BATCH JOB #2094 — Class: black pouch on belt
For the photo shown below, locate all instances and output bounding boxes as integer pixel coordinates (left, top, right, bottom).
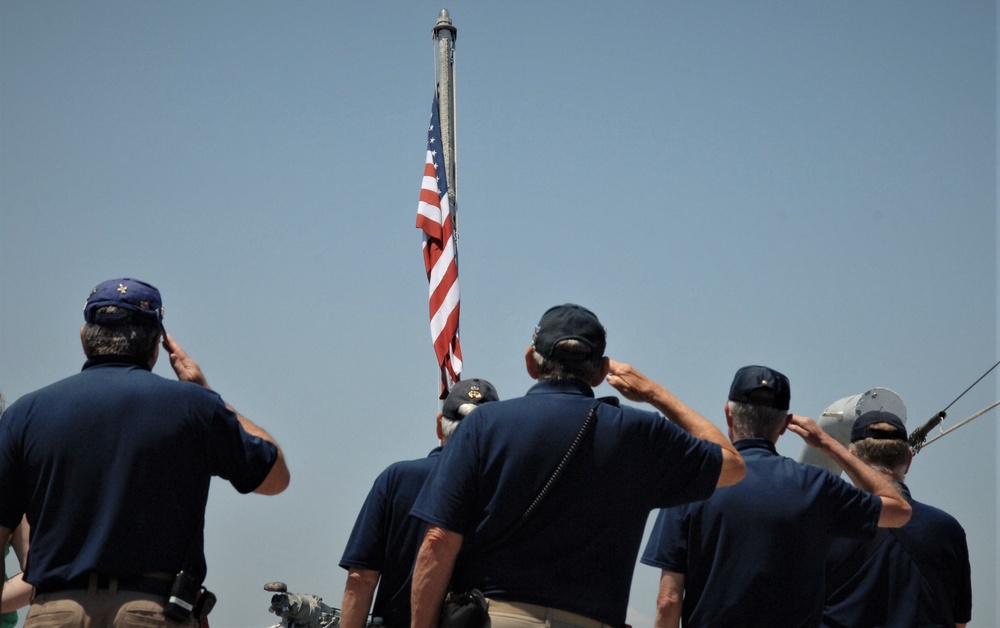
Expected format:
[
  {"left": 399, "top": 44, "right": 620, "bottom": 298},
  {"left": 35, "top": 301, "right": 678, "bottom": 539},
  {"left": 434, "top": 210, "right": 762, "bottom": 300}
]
[
  {"left": 165, "top": 570, "right": 201, "bottom": 623},
  {"left": 164, "top": 570, "right": 217, "bottom": 623},
  {"left": 439, "top": 589, "right": 490, "bottom": 628}
]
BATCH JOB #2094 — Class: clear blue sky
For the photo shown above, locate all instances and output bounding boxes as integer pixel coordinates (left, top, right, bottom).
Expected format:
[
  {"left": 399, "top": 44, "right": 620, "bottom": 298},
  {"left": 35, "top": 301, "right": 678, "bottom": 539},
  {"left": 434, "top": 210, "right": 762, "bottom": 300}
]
[{"left": 2, "top": 2, "right": 996, "bottom": 626}]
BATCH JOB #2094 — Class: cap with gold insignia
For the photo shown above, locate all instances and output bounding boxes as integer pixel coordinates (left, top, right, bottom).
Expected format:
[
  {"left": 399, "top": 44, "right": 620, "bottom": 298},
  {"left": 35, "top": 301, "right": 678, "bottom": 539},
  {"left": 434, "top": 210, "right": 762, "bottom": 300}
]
[
  {"left": 728, "top": 365, "right": 790, "bottom": 411},
  {"left": 442, "top": 378, "right": 500, "bottom": 421},
  {"left": 84, "top": 278, "right": 164, "bottom": 330}
]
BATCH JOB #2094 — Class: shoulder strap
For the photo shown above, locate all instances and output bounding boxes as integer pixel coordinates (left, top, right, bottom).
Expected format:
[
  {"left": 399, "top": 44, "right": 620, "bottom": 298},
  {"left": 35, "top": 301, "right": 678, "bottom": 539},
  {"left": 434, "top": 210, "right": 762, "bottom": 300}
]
[
  {"left": 827, "top": 528, "right": 889, "bottom": 592},
  {"left": 888, "top": 527, "right": 956, "bottom": 627},
  {"left": 828, "top": 527, "right": 957, "bottom": 627},
  {"left": 480, "top": 396, "right": 616, "bottom": 554}
]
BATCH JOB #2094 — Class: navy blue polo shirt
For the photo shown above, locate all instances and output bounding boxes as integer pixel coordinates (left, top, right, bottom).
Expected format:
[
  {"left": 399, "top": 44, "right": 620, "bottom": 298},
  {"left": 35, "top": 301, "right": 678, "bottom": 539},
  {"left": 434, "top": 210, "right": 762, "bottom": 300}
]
[
  {"left": 340, "top": 447, "right": 442, "bottom": 627},
  {"left": 641, "top": 438, "right": 881, "bottom": 628},
  {"left": 411, "top": 379, "right": 723, "bottom": 627},
  {"left": 0, "top": 361, "right": 278, "bottom": 589},
  {"left": 823, "top": 483, "right": 972, "bottom": 628}
]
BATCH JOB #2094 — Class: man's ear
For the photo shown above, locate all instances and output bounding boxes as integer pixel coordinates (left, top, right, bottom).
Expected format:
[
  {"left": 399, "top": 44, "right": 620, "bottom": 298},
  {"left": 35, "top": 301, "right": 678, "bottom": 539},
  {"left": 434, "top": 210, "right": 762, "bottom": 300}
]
[
  {"left": 525, "top": 345, "right": 539, "bottom": 379},
  {"left": 778, "top": 413, "right": 792, "bottom": 436},
  {"left": 147, "top": 332, "right": 162, "bottom": 369},
  {"left": 589, "top": 357, "right": 610, "bottom": 387},
  {"left": 436, "top": 413, "right": 445, "bottom": 441},
  {"left": 148, "top": 340, "right": 159, "bottom": 370}
]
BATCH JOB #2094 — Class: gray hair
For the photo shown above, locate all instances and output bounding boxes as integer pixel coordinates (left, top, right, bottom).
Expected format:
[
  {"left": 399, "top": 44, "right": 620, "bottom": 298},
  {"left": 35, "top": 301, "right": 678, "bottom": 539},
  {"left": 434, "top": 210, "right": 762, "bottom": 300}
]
[
  {"left": 849, "top": 429, "right": 911, "bottom": 482},
  {"left": 82, "top": 306, "right": 160, "bottom": 360},
  {"left": 439, "top": 416, "right": 462, "bottom": 443},
  {"left": 532, "top": 339, "right": 603, "bottom": 383},
  {"left": 727, "top": 400, "right": 788, "bottom": 441}
]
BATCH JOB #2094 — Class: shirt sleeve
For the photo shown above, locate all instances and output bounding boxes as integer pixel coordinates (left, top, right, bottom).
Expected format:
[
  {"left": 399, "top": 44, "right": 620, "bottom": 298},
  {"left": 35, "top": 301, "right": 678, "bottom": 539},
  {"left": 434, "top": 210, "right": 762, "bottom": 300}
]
[
  {"left": 822, "top": 471, "right": 881, "bottom": 540},
  {"left": 207, "top": 397, "right": 278, "bottom": 494},
  {"left": 644, "top": 414, "right": 723, "bottom": 509},
  {"left": 641, "top": 505, "right": 689, "bottom": 573},
  {"left": 339, "top": 470, "right": 391, "bottom": 571},
  {"left": 410, "top": 420, "right": 479, "bottom": 534}
]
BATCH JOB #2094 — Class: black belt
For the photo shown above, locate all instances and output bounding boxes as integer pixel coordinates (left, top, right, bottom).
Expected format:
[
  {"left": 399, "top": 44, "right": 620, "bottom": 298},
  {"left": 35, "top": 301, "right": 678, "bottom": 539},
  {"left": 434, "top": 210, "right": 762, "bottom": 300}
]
[{"left": 38, "top": 573, "right": 173, "bottom": 597}]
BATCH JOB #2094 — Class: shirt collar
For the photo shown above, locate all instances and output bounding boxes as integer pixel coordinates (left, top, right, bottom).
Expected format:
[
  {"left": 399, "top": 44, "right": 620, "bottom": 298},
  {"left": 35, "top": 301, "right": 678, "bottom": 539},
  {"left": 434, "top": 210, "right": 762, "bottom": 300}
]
[
  {"left": 526, "top": 378, "right": 596, "bottom": 398},
  {"left": 734, "top": 437, "right": 779, "bottom": 455},
  {"left": 82, "top": 355, "right": 153, "bottom": 371}
]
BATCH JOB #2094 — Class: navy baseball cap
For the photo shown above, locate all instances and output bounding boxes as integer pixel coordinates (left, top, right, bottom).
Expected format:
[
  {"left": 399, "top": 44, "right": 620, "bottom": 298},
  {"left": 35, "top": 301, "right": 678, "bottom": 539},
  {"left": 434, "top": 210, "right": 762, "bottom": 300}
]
[
  {"left": 729, "top": 365, "right": 791, "bottom": 411},
  {"left": 851, "top": 410, "right": 907, "bottom": 443},
  {"left": 84, "top": 278, "right": 164, "bottom": 329},
  {"left": 532, "top": 304, "right": 606, "bottom": 360},
  {"left": 442, "top": 378, "right": 500, "bottom": 421}
]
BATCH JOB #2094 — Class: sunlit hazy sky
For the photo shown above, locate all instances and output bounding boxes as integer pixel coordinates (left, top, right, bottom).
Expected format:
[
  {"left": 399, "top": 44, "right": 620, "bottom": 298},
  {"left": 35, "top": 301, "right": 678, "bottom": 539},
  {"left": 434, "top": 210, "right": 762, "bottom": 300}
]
[{"left": 2, "top": 3, "right": 996, "bottom": 626}]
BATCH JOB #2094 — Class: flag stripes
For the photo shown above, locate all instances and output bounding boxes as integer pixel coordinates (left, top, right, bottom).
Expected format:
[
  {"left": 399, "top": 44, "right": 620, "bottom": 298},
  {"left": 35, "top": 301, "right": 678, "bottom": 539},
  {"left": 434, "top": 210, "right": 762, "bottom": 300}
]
[{"left": 416, "top": 93, "right": 462, "bottom": 398}]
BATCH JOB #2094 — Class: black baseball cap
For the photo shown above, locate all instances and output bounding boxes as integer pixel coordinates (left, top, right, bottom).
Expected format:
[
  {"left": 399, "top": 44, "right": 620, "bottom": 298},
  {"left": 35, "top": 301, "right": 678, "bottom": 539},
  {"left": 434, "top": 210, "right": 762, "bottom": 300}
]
[
  {"left": 728, "top": 365, "right": 791, "bottom": 411},
  {"left": 84, "top": 278, "right": 164, "bottom": 330},
  {"left": 850, "top": 410, "right": 908, "bottom": 443},
  {"left": 442, "top": 378, "right": 500, "bottom": 421},
  {"left": 532, "top": 304, "right": 606, "bottom": 361}
]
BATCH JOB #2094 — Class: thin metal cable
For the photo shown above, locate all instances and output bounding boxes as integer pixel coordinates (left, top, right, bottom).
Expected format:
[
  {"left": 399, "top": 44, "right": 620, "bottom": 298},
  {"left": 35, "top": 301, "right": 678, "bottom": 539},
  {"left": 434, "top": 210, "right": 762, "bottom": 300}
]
[
  {"left": 910, "top": 358, "right": 1000, "bottom": 451},
  {"left": 940, "top": 358, "right": 1000, "bottom": 414}
]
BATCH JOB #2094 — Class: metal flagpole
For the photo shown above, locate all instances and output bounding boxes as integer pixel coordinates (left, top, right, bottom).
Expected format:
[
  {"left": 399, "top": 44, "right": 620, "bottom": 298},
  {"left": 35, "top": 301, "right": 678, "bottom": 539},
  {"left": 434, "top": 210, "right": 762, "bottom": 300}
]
[
  {"left": 433, "top": 9, "right": 458, "bottom": 234},
  {"left": 417, "top": 8, "right": 462, "bottom": 403}
]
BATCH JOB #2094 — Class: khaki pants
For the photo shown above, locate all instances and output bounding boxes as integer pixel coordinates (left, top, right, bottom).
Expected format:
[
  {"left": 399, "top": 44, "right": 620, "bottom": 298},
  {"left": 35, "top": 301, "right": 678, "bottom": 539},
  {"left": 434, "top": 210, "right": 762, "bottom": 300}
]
[
  {"left": 25, "top": 590, "right": 199, "bottom": 628},
  {"left": 486, "top": 599, "right": 614, "bottom": 628}
]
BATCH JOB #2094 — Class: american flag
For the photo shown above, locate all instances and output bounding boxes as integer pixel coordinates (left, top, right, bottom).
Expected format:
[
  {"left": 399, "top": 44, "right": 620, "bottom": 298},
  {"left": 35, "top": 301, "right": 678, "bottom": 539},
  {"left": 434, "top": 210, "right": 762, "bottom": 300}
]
[{"left": 416, "top": 93, "right": 462, "bottom": 398}]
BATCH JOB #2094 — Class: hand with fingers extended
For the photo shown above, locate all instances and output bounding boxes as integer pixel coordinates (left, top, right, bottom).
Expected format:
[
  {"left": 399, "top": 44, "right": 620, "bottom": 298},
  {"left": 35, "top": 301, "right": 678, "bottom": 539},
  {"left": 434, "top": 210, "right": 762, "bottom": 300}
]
[
  {"left": 605, "top": 359, "right": 662, "bottom": 403},
  {"left": 786, "top": 414, "right": 830, "bottom": 450},
  {"left": 163, "top": 333, "right": 209, "bottom": 388}
]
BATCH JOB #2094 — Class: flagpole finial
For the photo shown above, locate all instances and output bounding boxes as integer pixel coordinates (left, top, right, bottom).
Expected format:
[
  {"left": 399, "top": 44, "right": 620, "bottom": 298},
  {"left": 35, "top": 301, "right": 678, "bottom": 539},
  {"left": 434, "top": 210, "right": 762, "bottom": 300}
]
[{"left": 433, "top": 8, "right": 457, "bottom": 40}]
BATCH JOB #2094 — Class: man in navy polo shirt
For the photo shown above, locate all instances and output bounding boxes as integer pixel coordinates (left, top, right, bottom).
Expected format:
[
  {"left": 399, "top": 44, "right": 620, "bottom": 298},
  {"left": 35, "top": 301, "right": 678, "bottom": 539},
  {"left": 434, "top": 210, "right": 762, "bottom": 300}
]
[
  {"left": 640, "top": 365, "right": 912, "bottom": 628},
  {"left": 338, "top": 378, "right": 500, "bottom": 628},
  {"left": 409, "top": 304, "right": 746, "bottom": 628},
  {"left": 823, "top": 410, "right": 972, "bottom": 628},
  {"left": 0, "top": 278, "right": 290, "bottom": 627}
]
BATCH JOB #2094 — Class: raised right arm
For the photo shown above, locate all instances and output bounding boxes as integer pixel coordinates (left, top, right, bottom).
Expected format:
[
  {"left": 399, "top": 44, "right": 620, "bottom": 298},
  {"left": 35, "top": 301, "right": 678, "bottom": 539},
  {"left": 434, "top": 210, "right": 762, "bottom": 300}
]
[
  {"left": 606, "top": 359, "right": 745, "bottom": 487},
  {"left": 787, "top": 415, "right": 911, "bottom": 527},
  {"left": 164, "top": 333, "right": 290, "bottom": 495}
]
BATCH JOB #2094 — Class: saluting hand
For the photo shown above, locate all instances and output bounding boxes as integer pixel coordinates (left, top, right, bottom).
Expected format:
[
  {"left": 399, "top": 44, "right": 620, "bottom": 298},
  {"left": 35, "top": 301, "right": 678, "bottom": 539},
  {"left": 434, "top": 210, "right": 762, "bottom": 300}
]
[
  {"left": 606, "top": 359, "right": 659, "bottom": 403},
  {"left": 163, "top": 333, "right": 209, "bottom": 388},
  {"left": 786, "top": 415, "right": 829, "bottom": 449}
]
